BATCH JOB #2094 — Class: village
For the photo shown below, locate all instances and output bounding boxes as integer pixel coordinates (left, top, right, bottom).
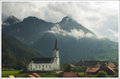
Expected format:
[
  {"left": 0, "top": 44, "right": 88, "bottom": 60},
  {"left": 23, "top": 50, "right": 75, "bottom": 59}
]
[
  {"left": 2, "top": 60, "right": 118, "bottom": 78},
  {"left": 2, "top": 39, "right": 118, "bottom": 78}
]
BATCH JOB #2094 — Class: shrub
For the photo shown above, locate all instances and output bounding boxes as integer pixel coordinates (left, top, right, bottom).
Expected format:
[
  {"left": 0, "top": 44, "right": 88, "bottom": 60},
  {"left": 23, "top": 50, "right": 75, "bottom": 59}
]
[
  {"left": 97, "top": 71, "right": 108, "bottom": 77},
  {"left": 61, "top": 63, "right": 71, "bottom": 72}
]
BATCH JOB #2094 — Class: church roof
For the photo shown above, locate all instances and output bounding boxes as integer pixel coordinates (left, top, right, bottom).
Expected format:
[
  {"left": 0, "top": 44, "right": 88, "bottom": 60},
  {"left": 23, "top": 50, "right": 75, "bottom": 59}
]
[{"left": 31, "top": 58, "right": 54, "bottom": 63}]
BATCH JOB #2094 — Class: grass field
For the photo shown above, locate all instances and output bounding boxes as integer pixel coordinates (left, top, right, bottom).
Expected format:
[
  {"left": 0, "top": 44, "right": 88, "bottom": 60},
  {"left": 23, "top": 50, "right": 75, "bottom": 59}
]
[
  {"left": 78, "top": 72, "right": 84, "bottom": 77},
  {"left": 2, "top": 70, "right": 32, "bottom": 77},
  {"left": 2, "top": 70, "right": 59, "bottom": 77},
  {"left": 2, "top": 70, "right": 20, "bottom": 77},
  {"left": 2, "top": 70, "right": 85, "bottom": 77}
]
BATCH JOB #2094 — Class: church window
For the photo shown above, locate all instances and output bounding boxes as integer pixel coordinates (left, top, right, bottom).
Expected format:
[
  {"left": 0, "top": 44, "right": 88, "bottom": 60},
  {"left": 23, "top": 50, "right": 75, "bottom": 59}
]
[
  {"left": 39, "top": 65, "right": 41, "bottom": 68},
  {"left": 36, "top": 65, "right": 37, "bottom": 68},
  {"left": 49, "top": 65, "right": 51, "bottom": 68},
  {"left": 31, "top": 65, "right": 32, "bottom": 70},
  {"left": 46, "top": 65, "right": 47, "bottom": 68},
  {"left": 42, "top": 65, "right": 44, "bottom": 68}
]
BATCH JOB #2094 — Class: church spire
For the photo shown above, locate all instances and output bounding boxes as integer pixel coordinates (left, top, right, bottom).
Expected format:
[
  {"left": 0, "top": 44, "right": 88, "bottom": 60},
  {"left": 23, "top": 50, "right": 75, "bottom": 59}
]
[{"left": 54, "top": 38, "right": 58, "bottom": 50}]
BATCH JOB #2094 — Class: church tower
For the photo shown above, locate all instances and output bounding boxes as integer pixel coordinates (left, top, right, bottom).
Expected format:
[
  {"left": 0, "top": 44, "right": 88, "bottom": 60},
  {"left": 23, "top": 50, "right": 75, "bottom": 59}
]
[{"left": 53, "top": 39, "right": 60, "bottom": 70}]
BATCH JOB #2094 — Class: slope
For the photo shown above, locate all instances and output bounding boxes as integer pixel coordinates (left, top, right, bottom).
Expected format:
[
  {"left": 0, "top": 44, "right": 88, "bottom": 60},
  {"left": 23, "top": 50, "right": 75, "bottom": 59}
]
[{"left": 2, "top": 33, "right": 44, "bottom": 69}]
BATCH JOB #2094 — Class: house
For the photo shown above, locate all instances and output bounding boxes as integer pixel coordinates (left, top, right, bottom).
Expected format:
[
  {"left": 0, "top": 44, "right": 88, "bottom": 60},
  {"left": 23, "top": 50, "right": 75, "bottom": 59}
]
[
  {"left": 63, "top": 72, "right": 78, "bottom": 77},
  {"left": 71, "top": 60, "right": 107, "bottom": 67},
  {"left": 85, "top": 62, "right": 116, "bottom": 75},
  {"left": 27, "top": 39, "right": 60, "bottom": 72},
  {"left": 99, "top": 63, "right": 115, "bottom": 75}
]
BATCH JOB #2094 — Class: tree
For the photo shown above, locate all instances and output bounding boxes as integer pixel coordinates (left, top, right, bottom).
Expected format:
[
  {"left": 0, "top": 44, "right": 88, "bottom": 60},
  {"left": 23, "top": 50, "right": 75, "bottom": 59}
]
[
  {"left": 71, "top": 66, "right": 86, "bottom": 72},
  {"left": 97, "top": 71, "right": 108, "bottom": 77},
  {"left": 62, "top": 63, "right": 71, "bottom": 72}
]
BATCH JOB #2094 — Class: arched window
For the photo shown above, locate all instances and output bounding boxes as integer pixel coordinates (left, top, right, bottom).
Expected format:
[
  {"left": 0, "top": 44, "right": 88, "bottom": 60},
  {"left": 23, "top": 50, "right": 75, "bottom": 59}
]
[
  {"left": 36, "top": 65, "right": 37, "bottom": 68},
  {"left": 46, "top": 65, "right": 47, "bottom": 68},
  {"left": 31, "top": 65, "right": 32, "bottom": 70},
  {"left": 39, "top": 65, "right": 41, "bottom": 68}
]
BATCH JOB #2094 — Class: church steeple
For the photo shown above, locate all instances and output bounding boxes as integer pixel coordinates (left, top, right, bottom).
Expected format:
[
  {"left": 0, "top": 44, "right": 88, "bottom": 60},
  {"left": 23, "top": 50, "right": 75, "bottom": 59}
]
[{"left": 54, "top": 39, "right": 58, "bottom": 50}]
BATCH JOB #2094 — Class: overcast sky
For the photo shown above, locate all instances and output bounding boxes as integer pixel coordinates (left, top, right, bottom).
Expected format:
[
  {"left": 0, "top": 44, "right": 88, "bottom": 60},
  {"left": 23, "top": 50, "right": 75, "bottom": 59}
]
[{"left": 2, "top": 1, "right": 119, "bottom": 42}]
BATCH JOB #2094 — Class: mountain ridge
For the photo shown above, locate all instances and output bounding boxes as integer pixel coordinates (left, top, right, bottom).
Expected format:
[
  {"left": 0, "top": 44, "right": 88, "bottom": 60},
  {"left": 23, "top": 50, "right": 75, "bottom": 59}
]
[{"left": 2, "top": 15, "right": 118, "bottom": 66}]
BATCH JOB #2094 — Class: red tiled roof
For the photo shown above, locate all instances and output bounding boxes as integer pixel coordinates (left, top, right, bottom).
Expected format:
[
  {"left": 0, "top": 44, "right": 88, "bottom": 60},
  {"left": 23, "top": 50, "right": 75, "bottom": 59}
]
[
  {"left": 86, "top": 67, "right": 99, "bottom": 73},
  {"left": 63, "top": 72, "right": 78, "bottom": 77},
  {"left": 32, "top": 73, "right": 40, "bottom": 77},
  {"left": 28, "top": 75, "right": 36, "bottom": 78}
]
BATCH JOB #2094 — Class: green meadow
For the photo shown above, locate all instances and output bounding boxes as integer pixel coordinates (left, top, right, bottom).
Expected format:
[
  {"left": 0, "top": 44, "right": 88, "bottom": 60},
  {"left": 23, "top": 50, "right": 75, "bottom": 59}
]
[
  {"left": 2, "top": 70, "right": 60, "bottom": 77},
  {"left": 2, "top": 70, "right": 85, "bottom": 77}
]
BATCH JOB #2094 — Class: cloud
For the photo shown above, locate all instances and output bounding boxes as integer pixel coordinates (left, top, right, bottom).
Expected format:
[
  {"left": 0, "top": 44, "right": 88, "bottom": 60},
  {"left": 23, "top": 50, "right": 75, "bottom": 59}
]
[
  {"left": 107, "top": 29, "right": 118, "bottom": 42},
  {"left": 48, "top": 24, "right": 95, "bottom": 40},
  {"left": 2, "top": 1, "right": 119, "bottom": 42}
]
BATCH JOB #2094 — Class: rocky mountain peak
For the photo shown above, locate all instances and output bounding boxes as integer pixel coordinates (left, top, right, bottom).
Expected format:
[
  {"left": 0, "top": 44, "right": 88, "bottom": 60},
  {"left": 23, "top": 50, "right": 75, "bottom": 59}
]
[{"left": 3, "top": 16, "right": 20, "bottom": 25}]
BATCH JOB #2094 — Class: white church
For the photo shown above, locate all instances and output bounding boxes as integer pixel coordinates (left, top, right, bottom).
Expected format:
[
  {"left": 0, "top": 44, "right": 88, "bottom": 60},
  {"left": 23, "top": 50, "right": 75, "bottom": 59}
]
[{"left": 27, "top": 39, "right": 60, "bottom": 72}]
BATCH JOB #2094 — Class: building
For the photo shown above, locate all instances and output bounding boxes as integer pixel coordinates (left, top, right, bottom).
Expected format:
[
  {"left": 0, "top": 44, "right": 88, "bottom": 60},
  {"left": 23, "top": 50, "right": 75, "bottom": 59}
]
[
  {"left": 63, "top": 72, "right": 78, "bottom": 77},
  {"left": 27, "top": 39, "right": 60, "bottom": 72},
  {"left": 85, "top": 62, "right": 116, "bottom": 75},
  {"left": 71, "top": 60, "right": 107, "bottom": 67}
]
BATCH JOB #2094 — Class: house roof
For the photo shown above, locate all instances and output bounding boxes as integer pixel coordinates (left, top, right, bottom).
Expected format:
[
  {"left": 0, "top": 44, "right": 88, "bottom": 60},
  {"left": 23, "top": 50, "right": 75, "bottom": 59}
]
[
  {"left": 86, "top": 63, "right": 116, "bottom": 73},
  {"left": 100, "top": 63, "right": 115, "bottom": 73},
  {"left": 86, "top": 67, "right": 99, "bottom": 73},
  {"left": 32, "top": 73, "right": 40, "bottom": 77},
  {"left": 8, "top": 75, "right": 15, "bottom": 78},
  {"left": 28, "top": 75, "right": 36, "bottom": 78},
  {"left": 63, "top": 72, "right": 78, "bottom": 77},
  {"left": 31, "top": 58, "right": 54, "bottom": 63},
  {"left": 72, "top": 61, "right": 106, "bottom": 67},
  {"left": 107, "top": 63, "right": 115, "bottom": 68}
]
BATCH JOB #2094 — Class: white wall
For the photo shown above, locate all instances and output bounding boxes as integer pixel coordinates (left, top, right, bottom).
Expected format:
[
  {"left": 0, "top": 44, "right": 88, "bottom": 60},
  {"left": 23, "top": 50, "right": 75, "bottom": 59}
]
[{"left": 28, "top": 62, "right": 55, "bottom": 71}]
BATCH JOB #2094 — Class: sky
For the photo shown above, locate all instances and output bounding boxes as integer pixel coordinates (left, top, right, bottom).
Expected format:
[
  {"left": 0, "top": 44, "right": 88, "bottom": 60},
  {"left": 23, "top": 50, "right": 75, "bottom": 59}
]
[{"left": 2, "top": 1, "right": 119, "bottom": 42}]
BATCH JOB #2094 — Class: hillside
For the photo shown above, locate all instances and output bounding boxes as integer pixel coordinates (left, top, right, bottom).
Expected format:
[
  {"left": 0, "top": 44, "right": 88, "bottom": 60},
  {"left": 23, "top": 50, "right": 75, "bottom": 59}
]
[
  {"left": 2, "top": 33, "right": 44, "bottom": 69},
  {"left": 33, "top": 33, "right": 118, "bottom": 64},
  {"left": 2, "top": 16, "right": 118, "bottom": 65}
]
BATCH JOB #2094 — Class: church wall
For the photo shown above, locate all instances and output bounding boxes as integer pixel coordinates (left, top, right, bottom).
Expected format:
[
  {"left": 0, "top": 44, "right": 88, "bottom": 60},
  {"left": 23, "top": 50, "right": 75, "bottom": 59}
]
[{"left": 27, "top": 62, "right": 57, "bottom": 71}]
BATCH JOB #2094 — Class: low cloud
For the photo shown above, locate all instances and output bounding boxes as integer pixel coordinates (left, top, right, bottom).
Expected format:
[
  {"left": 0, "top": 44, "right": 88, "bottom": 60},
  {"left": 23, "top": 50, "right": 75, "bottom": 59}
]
[
  {"left": 48, "top": 24, "right": 95, "bottom": 40},
  {"left": 108, "top": 29, "right": 118, "bottom": 42}
]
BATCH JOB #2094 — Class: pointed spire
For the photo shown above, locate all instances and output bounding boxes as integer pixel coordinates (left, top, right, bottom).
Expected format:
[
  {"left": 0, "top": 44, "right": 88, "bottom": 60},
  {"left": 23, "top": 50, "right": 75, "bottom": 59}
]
[{"left": 54, "top": 38, "right": 58, "bottom": 50}]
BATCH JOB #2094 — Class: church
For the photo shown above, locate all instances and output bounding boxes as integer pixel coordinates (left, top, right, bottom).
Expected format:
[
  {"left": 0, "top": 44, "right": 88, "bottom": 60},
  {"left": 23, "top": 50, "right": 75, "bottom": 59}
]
[{"left": 27, "top": 39, "right": 60, "bottom": 72}]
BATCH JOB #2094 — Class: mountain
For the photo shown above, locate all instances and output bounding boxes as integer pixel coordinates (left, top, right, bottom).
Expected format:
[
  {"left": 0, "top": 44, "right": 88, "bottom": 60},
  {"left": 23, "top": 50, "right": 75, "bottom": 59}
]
[
  {"left": 2, "top": 16, "right": 20, "bottom": 26},
  {"left": 2, "top": 16, "right": 118, "bottom": 65},
  {"left": 33, "top": 33, "right": 118, "bottom": 64},
  {"left": 3, "top": 16, "right": 55, "bottom": 44},
  {"left": 59, "top": 16, "right": 95, "bottom": 35},
  {"left": 2, "top": 33, "right": 44, "bottom": 69}
]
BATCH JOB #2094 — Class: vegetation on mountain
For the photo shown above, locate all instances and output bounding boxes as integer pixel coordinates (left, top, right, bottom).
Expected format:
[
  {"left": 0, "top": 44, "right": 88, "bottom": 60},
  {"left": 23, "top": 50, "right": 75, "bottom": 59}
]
[{"left": 2, "top": 33, "right": 44, "bottom": 69}]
